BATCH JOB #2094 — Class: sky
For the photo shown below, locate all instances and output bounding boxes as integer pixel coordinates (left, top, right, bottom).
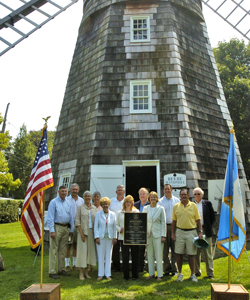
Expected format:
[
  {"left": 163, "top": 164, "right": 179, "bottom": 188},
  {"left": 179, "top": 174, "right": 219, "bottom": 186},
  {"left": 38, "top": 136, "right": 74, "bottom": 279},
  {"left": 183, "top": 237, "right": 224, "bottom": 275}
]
[{"left": 0, "top": 0, "right": 249, "bottom": 139}]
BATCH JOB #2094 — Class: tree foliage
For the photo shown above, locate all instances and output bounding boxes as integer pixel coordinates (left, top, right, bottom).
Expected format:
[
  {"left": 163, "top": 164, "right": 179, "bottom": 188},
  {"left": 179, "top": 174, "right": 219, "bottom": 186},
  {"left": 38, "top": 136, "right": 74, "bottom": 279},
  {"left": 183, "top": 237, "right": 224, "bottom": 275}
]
[
  {"left": 7, "top": 125, "right": 56, "bottom": 199},
  {"left": 0, "top": 114, "right": 21, "bottom": 195},
  {"left": 213, "top": 38, "right": 250, "bottom": 180},
  {"left": 8, "top": 124, "right": 34, "bottom": 199},
  {"left": 29, "top": 130, "right": 55, "bottom": 157}
]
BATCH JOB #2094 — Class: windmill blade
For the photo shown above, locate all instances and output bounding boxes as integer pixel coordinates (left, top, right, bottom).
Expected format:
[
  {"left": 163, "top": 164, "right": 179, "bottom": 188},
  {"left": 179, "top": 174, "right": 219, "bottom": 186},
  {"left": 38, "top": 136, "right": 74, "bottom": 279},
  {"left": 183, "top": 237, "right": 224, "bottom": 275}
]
[
  {"left": 202, "top": 0, "right": 250, "bottom": 42},
  {"left": 0, "top": 0, "right": 79, "bottom": 56}
]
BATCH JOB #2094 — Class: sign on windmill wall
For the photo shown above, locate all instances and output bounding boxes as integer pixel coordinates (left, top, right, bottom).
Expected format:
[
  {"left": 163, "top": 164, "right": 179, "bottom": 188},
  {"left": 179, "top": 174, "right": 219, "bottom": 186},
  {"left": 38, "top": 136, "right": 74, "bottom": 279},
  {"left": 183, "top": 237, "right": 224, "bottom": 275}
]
[{"left": 164, "top": 173, "right": 186, "bottom": 188}]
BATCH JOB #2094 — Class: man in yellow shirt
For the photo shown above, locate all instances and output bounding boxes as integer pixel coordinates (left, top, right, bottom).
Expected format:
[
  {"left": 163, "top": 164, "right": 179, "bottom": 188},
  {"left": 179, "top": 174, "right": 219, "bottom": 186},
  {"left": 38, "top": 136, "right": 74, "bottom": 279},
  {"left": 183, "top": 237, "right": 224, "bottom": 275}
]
[{"left": 171, "top": 189, "right": 203, "bottom": 282}]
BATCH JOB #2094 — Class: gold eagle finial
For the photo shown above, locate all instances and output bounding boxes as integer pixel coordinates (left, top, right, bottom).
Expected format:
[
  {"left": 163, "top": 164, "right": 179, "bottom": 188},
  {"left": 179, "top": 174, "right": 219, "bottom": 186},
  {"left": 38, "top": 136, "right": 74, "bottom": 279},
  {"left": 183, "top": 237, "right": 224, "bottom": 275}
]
[{"left": 42, "top": 116, "right": 51, "bottom": 126}]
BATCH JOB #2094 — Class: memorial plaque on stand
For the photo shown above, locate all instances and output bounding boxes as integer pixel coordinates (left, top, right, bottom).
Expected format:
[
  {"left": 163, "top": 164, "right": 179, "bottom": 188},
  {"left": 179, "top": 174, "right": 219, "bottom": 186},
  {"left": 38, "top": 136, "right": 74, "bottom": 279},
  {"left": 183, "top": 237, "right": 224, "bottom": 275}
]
[{"left": 124, "top": 212, "right": 147, "bottom": 245}]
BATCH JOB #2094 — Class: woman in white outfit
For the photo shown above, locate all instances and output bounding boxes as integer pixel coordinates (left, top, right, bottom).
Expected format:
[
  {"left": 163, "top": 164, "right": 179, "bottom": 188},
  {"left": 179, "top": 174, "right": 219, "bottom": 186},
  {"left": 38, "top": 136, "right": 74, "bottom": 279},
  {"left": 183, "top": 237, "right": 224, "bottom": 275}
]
[
  {"left": 94, "top": 197, "right": 117, "bottom": 280},
  {"left": 143, "top": 191, "right": 166, "bottom": 281},
  {"left": 75, "top": 191, "right": 97, "bottom": 280}
]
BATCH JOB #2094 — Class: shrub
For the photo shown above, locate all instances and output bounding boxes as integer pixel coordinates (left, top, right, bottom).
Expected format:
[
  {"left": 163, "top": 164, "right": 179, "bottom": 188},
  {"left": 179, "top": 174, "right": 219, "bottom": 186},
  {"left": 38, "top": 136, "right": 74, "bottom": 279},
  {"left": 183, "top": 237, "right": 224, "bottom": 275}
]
[{"left": 0, "top": 199, "right": 24, "bottom": 223}]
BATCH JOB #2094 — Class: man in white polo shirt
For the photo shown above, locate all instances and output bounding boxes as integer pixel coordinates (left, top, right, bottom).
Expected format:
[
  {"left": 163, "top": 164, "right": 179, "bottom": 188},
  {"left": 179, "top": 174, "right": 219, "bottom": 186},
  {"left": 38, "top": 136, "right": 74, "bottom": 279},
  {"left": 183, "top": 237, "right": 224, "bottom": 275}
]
[
  {"left": 65, "top": 183, "right": 84, "bottom": 272},
  {"left": 159, "top": 184, "right": 179, "bottom": 276},
  {"left": 109, "top": 184, "right": 125, "bottom": 272}
]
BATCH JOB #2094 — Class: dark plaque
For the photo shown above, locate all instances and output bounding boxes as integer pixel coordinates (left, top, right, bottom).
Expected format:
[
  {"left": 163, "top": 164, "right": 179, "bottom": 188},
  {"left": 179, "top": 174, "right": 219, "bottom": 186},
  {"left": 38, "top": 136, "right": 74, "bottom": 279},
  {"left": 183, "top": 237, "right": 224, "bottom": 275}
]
[{"left": 123, "top": 212, "right": 147, "bottom": 245}]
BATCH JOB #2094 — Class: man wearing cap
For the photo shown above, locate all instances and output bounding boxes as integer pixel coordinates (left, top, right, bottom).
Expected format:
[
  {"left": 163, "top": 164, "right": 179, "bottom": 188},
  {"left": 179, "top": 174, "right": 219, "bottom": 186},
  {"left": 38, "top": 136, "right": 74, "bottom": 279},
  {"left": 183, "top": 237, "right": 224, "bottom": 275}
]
[
  {"left": 159, "top": 184, "right": 179, "bottom": 276},
  {"left": 193, "top": 187, "right": 215, "bottom": 279},
  {"left": 172, "top": 188, "right": 203, "bottom": 282},
  {"left": 47, "top": 185, "right": 74, "bottom": 279}
]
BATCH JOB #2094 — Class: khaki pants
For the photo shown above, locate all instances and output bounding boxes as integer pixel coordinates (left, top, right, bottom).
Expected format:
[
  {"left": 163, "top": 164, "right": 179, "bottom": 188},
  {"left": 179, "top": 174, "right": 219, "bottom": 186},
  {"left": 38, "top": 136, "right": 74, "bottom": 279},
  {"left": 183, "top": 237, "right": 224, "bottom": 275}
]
[
  {"left": 49, "top": 224, "right": 69, "bottom": 274},
  {"left": 163, "top": 224, "right": 177, "bottom": 273},
  {"left": 175, "top": 228, "right": 197, "bottom": 255},
  {"left": 195, "top": 236, "right": 214, "bottom": 277}
]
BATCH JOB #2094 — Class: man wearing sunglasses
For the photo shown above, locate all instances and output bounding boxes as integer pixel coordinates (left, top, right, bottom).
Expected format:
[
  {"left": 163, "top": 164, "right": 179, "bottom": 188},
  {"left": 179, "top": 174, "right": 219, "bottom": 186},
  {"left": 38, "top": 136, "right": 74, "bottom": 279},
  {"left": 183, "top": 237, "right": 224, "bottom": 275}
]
[{"left": 193, "top": 187, "right": 215, "bottom": 279}]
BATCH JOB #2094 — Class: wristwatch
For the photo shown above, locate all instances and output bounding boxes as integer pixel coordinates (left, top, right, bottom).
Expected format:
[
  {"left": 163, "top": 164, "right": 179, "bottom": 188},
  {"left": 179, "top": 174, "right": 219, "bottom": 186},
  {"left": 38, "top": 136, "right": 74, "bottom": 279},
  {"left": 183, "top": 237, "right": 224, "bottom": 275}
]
[{"left": 198, "top": 230, "right": 203, "bottom": 233}]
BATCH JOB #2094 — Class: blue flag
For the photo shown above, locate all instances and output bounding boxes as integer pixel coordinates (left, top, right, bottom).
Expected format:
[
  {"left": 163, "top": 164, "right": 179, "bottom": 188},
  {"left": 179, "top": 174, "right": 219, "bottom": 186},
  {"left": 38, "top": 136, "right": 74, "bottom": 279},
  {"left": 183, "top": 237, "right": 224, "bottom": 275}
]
[{"left": 217, "top": 131, "right": 246, "bottom": 261}]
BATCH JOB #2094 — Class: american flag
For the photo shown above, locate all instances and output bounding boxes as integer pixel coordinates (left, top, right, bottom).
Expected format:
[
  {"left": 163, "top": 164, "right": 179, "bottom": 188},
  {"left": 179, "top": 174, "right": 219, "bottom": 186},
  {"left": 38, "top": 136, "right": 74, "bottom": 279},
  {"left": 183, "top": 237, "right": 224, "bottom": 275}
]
[{"left": 21, "top": 126, "right": 54, "bottom": 248}]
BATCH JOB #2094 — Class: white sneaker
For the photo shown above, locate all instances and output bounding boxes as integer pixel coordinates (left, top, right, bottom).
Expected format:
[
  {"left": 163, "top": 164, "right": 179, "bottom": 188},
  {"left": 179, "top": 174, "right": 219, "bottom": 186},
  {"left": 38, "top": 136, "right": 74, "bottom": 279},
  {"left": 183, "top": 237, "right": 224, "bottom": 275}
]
[
  {"left": 190, "top": 274, "right": 198, "bottom": 282},
  {"left": 176, "top": 273, "right": 183, "bottom": 282}
]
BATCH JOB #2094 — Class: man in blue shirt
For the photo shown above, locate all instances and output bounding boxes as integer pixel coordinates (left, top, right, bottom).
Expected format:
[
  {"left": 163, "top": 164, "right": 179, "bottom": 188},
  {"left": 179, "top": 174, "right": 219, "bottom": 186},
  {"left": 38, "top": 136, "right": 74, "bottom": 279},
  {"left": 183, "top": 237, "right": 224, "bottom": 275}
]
[{"left": 47, "top": 185, "right": 74, "bottom": 279}]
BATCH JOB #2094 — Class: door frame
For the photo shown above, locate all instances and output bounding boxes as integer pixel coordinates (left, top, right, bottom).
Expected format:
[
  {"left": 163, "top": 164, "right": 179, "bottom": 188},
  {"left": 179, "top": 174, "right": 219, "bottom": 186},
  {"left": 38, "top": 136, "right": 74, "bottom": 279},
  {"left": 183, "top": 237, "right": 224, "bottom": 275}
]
[{"left": 122, "top": 160, "right": 161, "bottom": 196}]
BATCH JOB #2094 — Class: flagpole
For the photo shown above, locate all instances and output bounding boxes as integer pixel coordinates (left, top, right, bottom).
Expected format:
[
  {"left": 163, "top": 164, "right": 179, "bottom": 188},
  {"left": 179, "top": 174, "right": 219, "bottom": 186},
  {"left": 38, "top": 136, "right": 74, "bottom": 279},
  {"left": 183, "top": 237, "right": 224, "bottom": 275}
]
[
  {"left": 228, "top": 196, "right": 232, "bottom": 289},
  {"left": 228, "top": 125, "right": 234, "bottom": 290},
  {"left": 40, "top": 118, "right": 51, "bottom": 289},
  {"left": 40, "top": 191, "right": 45, "bottom": 289}
]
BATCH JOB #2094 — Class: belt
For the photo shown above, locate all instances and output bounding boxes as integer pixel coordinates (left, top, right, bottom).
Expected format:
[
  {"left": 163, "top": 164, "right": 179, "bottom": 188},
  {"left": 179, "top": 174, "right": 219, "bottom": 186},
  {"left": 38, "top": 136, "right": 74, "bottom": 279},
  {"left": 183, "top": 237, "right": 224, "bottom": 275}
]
[
  {"left": 55, "top": 222, "right": 69, "bottom": 227},
  {"left": 177, "top": 227, "right": 196, "bottom": 231},
  {"left": 167, "top": 223, "right": 172, "bottom": 225}
]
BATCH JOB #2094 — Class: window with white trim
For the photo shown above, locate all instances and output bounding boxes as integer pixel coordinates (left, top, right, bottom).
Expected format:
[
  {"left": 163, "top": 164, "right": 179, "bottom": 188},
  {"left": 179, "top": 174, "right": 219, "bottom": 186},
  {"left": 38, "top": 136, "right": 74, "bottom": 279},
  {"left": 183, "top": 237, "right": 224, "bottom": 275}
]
[
  {"left": 130, "top": 80, "right": 152, "bottom": 114},
  {"left": 130, "top": 16, "right": 150, "bottom": 42},
  {"left": 59, "top": 173, "right": 71, "bottom": 195}
]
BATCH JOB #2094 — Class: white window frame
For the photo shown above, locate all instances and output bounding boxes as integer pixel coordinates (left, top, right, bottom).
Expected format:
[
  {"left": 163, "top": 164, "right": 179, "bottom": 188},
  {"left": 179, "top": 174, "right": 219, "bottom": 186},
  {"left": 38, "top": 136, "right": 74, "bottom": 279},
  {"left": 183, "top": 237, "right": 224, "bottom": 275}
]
[
  {"left": 130, "top": 16, "right": 150, "bottom": 43},
  {"left": 130, "top": 80, "right": 152, "bottom": 114},
  {"left": 59, "top": 173, "right": 71, "bottom": 195}
]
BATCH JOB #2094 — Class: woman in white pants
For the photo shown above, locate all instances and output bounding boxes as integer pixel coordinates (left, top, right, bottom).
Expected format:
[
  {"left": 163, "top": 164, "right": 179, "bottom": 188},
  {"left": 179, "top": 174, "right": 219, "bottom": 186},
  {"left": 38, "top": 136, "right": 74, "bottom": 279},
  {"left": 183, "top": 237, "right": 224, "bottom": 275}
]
[
  {"left": 143, "top": 191, "right": 166, "bottom": 281},
  {"left": 94, "top": 197, "right": 117, "bottom": 280}
]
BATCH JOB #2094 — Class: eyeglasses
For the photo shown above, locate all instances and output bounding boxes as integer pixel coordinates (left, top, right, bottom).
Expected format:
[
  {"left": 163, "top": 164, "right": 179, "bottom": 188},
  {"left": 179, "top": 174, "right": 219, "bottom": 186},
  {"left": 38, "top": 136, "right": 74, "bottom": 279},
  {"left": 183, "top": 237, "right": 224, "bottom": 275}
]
[{"left": 194, "top": 193, "right": 200, "bottom": 195}]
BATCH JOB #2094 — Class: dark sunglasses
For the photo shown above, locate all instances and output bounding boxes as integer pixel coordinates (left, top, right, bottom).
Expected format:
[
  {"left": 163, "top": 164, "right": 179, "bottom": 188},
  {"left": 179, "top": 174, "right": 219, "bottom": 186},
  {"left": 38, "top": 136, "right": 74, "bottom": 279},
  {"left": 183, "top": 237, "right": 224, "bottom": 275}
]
[{"left": 194, "top": 193, "right": 200, "bottom": 195}]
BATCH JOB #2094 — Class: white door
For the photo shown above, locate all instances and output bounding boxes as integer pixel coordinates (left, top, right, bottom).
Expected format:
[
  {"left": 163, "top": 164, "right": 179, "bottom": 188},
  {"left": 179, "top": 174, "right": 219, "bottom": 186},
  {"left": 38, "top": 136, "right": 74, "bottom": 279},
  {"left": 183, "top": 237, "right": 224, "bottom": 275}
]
[{"left": 90, "top": 165, "right": 124, "bottom": 199}]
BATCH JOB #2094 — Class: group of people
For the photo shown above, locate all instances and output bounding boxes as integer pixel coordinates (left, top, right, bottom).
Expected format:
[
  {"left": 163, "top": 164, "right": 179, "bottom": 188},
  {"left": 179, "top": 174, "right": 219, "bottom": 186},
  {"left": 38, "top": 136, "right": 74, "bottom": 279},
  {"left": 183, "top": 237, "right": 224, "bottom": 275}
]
[{"left": 47, "top": 183, "right": 215, "bottom": 282}]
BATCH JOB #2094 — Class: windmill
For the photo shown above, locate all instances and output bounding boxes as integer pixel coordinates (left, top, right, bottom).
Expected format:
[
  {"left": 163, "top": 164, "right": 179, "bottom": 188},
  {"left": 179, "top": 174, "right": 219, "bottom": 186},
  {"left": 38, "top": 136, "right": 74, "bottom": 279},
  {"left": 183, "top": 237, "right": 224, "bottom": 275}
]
[{"left": 1, "top": 0, "right": 249, "bottom": 204}]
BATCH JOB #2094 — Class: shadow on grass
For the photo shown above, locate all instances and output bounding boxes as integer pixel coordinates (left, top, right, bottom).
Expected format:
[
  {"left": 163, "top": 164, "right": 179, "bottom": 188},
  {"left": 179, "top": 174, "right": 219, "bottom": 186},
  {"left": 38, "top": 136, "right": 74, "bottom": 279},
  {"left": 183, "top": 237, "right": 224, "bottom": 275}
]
[
  {"left": 56, "top": 267, "right": 214, "bottom": 300},
  {"left": 0, "top": 248, "right": 237, "bottom": 300},
  {"left": 1, "top": 245, "right": 49, "bottom": 300},
  {"left": 1, "top": 255, "right": 249, "bottom": 300}
]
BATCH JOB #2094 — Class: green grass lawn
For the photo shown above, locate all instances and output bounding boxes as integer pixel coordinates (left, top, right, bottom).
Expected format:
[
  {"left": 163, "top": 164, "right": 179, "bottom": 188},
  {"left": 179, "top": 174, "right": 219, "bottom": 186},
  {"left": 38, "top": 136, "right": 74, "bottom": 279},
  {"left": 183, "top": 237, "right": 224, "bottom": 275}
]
[{"left": 0, "top": 222, "right": 250, "bottom": 299}]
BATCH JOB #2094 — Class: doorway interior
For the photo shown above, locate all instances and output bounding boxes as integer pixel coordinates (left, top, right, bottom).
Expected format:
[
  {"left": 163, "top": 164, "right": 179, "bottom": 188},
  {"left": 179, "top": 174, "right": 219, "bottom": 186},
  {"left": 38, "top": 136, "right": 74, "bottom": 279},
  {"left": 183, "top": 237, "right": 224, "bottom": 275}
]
[{"left": 125, "top": 166, "right": 157, "bottom": 201}]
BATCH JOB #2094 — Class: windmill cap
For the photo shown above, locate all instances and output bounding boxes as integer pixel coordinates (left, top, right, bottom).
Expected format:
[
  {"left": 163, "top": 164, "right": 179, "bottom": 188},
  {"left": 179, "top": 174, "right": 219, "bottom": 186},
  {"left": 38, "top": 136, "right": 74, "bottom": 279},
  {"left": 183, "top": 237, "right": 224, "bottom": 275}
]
[{"left": 193, "top": 236, "right": 209, "bottom": 249}]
